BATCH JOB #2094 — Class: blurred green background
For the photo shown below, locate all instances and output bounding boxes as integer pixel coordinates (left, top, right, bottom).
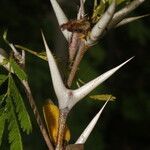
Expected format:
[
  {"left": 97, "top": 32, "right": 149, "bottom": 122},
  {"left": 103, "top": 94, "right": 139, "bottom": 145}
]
[{"left": 0, "top": 0, "right": 150, "bottom": 149}]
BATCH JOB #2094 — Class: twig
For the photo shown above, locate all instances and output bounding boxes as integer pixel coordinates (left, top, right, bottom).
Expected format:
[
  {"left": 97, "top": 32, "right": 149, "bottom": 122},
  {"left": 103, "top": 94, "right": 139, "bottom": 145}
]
[
  {"left": 67, "top": 41, "right": 88, "bottom": 87},
  {"left": 8, "top": 43, "right": 54, "bottom": 149},
  {"left": 55, "top": 108, "right": 69, "bottom": 150},
  {"left": 68, "top": 33, "right": 80, "bottom": 62},
  {"left": 22, "top": 80, "right": 54, "bottom": 150}
]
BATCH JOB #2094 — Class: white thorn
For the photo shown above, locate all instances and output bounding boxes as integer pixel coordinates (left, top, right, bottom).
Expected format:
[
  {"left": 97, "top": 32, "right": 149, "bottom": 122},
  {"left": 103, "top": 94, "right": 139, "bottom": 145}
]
[
  {"left": 115, "top": 14, "right": 150, "bottom": 27},
  {"left": 108, "top": 0, "right": 145, "bottom": 29},
  {"left": 69, "top": 57, "right": 134, "bottom": 109},
  {"left": 49, "top": 0, "right": 71, "bottom": 41},
  {"left": 42, "top": 34, "right": 134, "bottom": 110},
  {"left": 42, "top": 32, "right": 69, "bottom": 109},
  {"left": 76, "top": 99, "right": 109, "bottom": 144},
  {"left": 87, "top": 0, "right": 116, "bottom": 46}
]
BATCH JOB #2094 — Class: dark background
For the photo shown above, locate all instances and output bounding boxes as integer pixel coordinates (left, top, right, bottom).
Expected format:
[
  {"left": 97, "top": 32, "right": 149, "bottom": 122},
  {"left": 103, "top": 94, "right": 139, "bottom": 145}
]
[{"left": 0, "top": 0, "right": 150, "bottom": 149}]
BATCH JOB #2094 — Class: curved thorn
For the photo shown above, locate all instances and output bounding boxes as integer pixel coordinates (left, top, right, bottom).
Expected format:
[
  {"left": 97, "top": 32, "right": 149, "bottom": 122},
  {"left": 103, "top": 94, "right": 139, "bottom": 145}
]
[
  {"left": 69, "top": 57, "right": 134, "bottom": 109},
  {"left": 42, "top": 32, "right": 69, "bottom": 109},
  {"left": 76, "top": 99, "right": 109, "bottom": 144},
  {"left": 49, "top": 0, "right": 71, "bottom": 41},
  {"left": 87, "top": 0, "right": 116, "bottom": 46}
]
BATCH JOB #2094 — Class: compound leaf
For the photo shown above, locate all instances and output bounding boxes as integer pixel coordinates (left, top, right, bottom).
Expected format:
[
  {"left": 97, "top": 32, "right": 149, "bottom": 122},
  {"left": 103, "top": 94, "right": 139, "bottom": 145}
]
[
  {"left": 6, "top": 96, "right": 23, "bottom": 150},
  {"left": 9, "top": 76, "right": 32, "bottom": 134}
]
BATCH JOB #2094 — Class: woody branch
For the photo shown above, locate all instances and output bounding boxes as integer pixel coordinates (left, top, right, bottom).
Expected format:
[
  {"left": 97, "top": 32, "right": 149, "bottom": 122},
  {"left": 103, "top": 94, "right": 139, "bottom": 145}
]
[{"left": 47, "top": 0, "right": 147, "bottom": 149}]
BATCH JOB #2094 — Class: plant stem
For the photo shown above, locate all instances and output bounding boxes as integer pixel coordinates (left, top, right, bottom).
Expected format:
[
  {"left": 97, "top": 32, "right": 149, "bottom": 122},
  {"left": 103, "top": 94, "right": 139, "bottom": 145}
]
[
  {"left": 22, "top": 80, "right": 54, "bottom": 150},
  {"left": 56, "top": 108, "right": 69, "bottom": 150},
  {"left": 67, "top": 41, "right": 88, "bottom": 87},
  {"left": 69, "top": 33, "right": 80, "bottom": 62}
]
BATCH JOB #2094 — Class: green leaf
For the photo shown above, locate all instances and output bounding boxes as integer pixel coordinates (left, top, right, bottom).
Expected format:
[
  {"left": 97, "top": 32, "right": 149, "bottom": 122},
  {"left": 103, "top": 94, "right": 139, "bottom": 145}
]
[
  {"left": 93, "top": 0, "right": 98, "bottom": 10},
  {"left": 0, "top": 113, "right": 6, "bottom": 146},
  {"left": 10, "top": 58, "right": 27, "bottom": 81},
  {"left": 0, "top": 74, "right": 8, "bottom": 86},
  {"left": 92, "top": 0, "right": 106, "bottom": 23},
  {"left": 6, "top": 96, "right": 23, "bottom": 150},
  {"left": 9, "top": 76, "right": 32, "bottom": 134},
  {"left": 90, "top": 94, "right": 116, "bottom": 101}
]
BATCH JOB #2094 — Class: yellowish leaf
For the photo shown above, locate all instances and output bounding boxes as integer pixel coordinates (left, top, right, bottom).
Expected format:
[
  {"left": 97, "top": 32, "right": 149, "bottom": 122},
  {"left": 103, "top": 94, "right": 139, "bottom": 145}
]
[
  {"left": 43, "top": 101, "right": 70, "bottom": 145},
  {"left": 90, "top": 94, "right": 116, "bottom": 101},
  {"left": 92, "top": 0, "right": 106, "bottom": 24}
]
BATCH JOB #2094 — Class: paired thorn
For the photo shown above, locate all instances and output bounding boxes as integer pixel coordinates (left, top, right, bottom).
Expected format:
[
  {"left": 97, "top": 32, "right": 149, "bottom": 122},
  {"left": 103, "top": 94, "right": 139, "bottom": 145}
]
[{"left": 42, "top": 32, "right": 134, "bottom": 110}]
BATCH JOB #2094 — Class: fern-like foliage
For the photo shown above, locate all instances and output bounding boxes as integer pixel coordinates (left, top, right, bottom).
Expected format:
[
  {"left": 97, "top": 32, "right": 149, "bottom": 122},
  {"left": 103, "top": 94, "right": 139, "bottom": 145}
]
[
  {"left": 0, "top": 56, "right": 32, "bottom": 149},
  {"left": 6, "top": 96, "right": 23, "bottom": 150},
  {"left": 9, "top": 76, "right": 32, "bottom": 134}
]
